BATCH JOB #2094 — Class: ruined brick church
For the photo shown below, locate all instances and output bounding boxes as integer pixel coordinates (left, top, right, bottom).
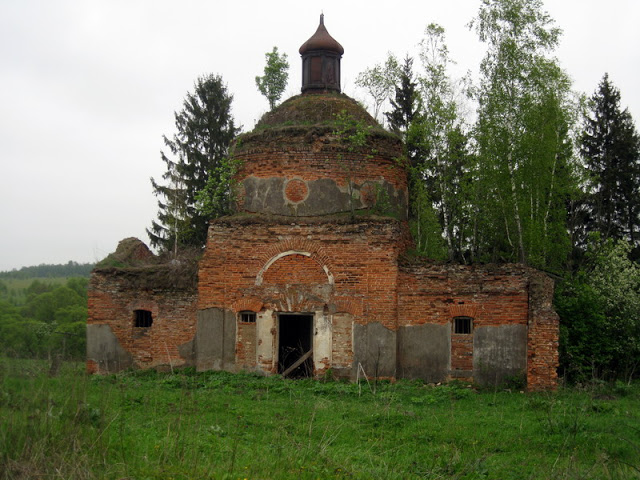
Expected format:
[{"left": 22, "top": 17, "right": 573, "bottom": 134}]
[{"left": 88, "top": 16, "right": 559, "bottom": 390}]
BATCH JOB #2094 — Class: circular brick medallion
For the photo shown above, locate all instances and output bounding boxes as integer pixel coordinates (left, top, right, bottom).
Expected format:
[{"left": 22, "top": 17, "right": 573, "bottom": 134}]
[{"left": 284, "top": 178, "right": 309, "bottom": 203}]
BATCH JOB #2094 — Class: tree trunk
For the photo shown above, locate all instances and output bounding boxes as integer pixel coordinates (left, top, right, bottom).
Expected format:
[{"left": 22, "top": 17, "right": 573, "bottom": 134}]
[{"left": 507, "top": 151, "right": 526, "bottom": 263}]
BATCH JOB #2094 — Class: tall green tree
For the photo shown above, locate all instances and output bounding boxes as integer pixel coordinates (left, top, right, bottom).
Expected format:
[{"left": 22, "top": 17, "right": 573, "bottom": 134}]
[
  {"left": 471, "top": 0, "right": 576, "bottom": 270},
  {"left": 195, "top": 155, "right": 242, "bottom": 219},
  {"left": 255, "top": 46, "right": 290, "bottom": 110},
  {"left": 408, "top": 24, "right": 473, "bottom": 262},
  {"left": 0, "top": 276, "right": 88, "bottom": 359},
  {"left": 580, "top": 74, "right": 640, "bottom": 248},
  {"left": 22, "top": 285, "right": 83, "bottom": 324},
  {"left": 355, "top": 53, "right": 400, "bottom": 123},
  {"left": 556, "top": 237, "right": 640, "bottom": 381},
  {"left": 148, "top": 74, "right": 240, "bottom": 252},
  {"left": 385, "top": 55, "right": 421, "bottom": 142}
]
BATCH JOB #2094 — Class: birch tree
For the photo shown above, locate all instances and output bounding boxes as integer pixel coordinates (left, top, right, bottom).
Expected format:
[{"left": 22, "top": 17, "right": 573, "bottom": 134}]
[
  {"left": 471, "top": 0, "right": 576, "bottom": 270},
  {"left": 255, "top": 47, "right": 290, "bottom": 110},
  {"left": 355, "top": 54, "right": 400, "bottom": 123},
  {"left": 410, "top": 23, "right": 473, "bottom": 262}
]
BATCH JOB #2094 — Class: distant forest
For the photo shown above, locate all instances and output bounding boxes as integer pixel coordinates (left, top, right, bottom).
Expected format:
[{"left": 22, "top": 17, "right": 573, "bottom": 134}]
[
  {"left": 0, "top": 262, "right": 92, "bottom": 360},
  {"left": 0, "top": 261, "right": 94, "bottom": 279}
]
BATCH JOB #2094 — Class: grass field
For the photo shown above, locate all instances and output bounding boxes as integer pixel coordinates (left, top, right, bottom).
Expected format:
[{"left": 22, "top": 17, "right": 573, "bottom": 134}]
[{"left": 1, "top": 359, "right": 639, "bottom": 479}]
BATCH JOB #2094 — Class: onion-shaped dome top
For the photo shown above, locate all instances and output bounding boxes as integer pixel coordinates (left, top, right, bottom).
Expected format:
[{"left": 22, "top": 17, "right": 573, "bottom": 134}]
[{"left": 299, "top": 14, "right": 344, "bottom": 55}]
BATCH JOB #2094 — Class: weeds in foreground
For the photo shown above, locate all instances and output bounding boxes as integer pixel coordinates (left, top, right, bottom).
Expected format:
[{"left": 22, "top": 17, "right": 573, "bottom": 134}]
[{"left": 1, "top": 359, "right": 639, "bottom": 479}]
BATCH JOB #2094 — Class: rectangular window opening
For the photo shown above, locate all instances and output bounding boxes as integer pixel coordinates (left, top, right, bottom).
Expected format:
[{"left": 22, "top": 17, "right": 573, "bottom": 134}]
[
  {"left": 134, "top": 309, "right": 153, "bottom": 328},
  {"left": 310, "top": 56, "right": 322, "bottom": 83},
  {"left": 239, "top": 311, "right": 256, "bottom": 324},
  {"left": 454, "top": 316, "right": 472, "bottom": 335}
]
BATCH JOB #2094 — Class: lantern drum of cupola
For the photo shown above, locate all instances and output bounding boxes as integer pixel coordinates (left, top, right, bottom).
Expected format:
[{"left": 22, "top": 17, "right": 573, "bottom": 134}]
[{"left": 299, "top": 13, "right": 344, "bottom": 93}]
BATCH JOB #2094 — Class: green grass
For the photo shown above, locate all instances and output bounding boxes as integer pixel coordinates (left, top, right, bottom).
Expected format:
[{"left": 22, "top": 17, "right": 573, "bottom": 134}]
[{"left": 1, "top": 359, "right": 639, "bottom": 479}]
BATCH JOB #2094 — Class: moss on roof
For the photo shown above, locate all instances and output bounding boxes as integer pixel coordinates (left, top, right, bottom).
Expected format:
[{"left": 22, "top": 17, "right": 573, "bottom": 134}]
[
  {"left": 254, "top": 93, "right": 378, "bottom": 130},
  {"left": 234, "top": 93, "right": 400, "bottom": 152},
  {"left": 93, "top": 238, "right": 200, "bottom": 291},
  {"left": 211, "top": 211, "right": 402, "bottom": 226},
  {"left": 95, "top": 237, "right": 155, "bottom": 269},
  {"left": 93, "top": 263, "right": 199, "bottom": 292}
]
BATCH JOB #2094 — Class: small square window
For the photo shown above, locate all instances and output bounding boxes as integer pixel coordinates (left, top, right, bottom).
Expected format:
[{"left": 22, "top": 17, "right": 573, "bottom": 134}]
[
  {"left": 134, "top": 309, "right": 153, "bottom": 328},
  {"left": 239, "top": 311, "right": 256, "bottom": 324},
  {"left": 454, "top": 316, "right": 472, "bottom": 334}
]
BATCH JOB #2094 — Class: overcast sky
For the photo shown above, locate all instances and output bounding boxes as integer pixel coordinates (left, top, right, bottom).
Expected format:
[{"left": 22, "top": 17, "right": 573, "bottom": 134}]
[{"left": 1, "top": 0, "right": 638, "bottom": 272}]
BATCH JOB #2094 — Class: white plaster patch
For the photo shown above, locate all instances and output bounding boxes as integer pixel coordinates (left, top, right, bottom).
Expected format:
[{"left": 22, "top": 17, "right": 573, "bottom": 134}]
[
  {"left": 313, "top": 311, "right": 332, "bottom": 370},
  {"left": 256, "top": 310, "right": 275, "bottom": 373}
]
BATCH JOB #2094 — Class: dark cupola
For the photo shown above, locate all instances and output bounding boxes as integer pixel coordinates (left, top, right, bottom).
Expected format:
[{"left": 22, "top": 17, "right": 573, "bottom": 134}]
[{"left": 299, "top": 14, "right": 343, "bottom": 93}]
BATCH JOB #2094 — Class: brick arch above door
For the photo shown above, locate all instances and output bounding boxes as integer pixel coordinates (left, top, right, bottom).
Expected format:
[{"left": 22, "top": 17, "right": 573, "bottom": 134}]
[
  {"left": 257, "top": 238, "right": 334, "bottom": 276},
  {"left": 256, "top": 250, "right": 334, "bottom": 286}
]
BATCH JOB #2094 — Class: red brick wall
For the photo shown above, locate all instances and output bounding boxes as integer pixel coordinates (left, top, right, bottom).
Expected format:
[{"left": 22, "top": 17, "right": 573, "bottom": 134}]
[
  {"left": 198, "top": 216, "right": 408, "bottom": 376},
  {"left": 398, "top": 262, "right": 558, "bottom": 389},
  {"left": 332, "top": 313, "right": 353, "bottom": 369},
  {"left": 88, "top": 224, "right": 557, "bottom": 389},
  {"left": 527, "top": 272, "right": 560, "bottom": 391},
  {"left": 451, "top": 334, "right": 473, "bottom": 372},
  {"left": 284, "top": 179, "right": 309, "bottom": 203},
  {"left": 236, "top": 322, "right": 256, "bottom": 370},
  {"left": 199, "top": 217, "right": 407, "bottom": 330},
  {"left": 237, "top": 150, "right": 407, "bottom": 191},
  {"left": 397, "top": 264, "right": 530, "bottom": 329},
  {"left": 233, "top": 132, "right": 407, "bottom": 210},
  {"left": 262, "top": 253, "right": 328, "bottom": 285},
  {"left": 88, "top": 269, "right": 197, "bottom": 370}
]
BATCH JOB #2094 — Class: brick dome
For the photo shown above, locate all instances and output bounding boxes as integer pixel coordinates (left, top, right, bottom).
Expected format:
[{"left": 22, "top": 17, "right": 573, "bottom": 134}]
[
  {"left": 255, "top": 93, "right": 377, "bottom": 130},
  {"left": 232, "top": 92, "right": 408, "bottom": 219}
]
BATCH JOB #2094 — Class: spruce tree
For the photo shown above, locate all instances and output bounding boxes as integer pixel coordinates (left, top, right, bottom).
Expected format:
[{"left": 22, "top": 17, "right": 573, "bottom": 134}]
[
  {"left": 385, "top": 56, "right": 421, "bottom": 140},
  {"left": 148, "top": 74, "right": 239, "bottom": 252},
  {"left": 580, "top": 74, "right": 640, "bottom": 247}
]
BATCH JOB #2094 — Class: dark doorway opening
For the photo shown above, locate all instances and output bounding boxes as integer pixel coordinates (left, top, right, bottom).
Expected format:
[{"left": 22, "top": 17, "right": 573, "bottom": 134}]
[{"left": 278, "top": 314, "right": 313, "bottom": 378}]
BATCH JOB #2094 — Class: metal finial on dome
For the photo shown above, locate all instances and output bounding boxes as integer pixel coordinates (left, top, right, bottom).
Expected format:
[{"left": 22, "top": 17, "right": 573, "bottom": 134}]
[{"left": 299, "top": 14, "right": 343, "bottom": 93}]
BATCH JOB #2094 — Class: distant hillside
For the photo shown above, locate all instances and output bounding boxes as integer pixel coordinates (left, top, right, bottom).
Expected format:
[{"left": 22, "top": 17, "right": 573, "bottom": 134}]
[{"left": 0, "top": 261, "right": 94, "bottom": 279}]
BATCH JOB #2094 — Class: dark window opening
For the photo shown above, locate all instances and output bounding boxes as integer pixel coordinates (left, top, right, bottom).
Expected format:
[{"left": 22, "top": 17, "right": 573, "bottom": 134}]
[
  {"left": 454, "top": 316, "right": 472, "bottom": 334},
  {"left": 310, "top": 56, "right": 322, "bottom": 83},
  {"left": 134, "top": 309, "right": 153, "bottom": 328},
  {"left": 278, "top": 314, "right": 313, "bottom": 378},
  {"left": 239, "top": 311, "right": 256, "bottom": 323}
]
